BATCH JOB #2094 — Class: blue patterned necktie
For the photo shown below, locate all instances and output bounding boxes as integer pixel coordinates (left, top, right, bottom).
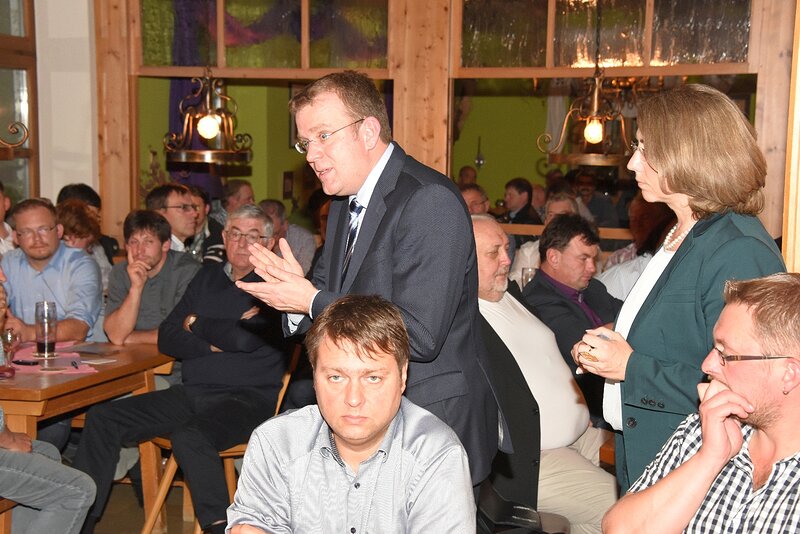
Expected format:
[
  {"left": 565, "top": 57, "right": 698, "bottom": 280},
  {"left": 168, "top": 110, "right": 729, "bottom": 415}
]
[{"left": 342, "top": 198, "right": 364, "bottom": 276}]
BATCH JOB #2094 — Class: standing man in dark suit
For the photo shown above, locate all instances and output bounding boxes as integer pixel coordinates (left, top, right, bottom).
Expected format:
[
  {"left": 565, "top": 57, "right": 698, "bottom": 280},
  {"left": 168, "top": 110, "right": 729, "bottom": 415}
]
[
  {"left": 236, "top": 70, "right": 503, "bottom": 487},
  {"left": 521, "top": 213, "right": 622, "bottom": 428}
]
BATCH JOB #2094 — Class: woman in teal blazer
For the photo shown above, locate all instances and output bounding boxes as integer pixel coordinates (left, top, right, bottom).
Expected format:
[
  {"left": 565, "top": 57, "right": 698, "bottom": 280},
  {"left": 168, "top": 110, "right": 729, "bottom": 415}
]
[{"left": 572, "top": 84, "right": 786, "bottom": 491}]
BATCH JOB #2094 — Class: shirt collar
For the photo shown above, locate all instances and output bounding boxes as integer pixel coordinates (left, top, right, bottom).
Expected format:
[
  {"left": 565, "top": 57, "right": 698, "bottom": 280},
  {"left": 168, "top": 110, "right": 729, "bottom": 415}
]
[
  {"left": 539, "top": 268, "right": 582, "bottom": 300},
  {"left": 170, "top": 234, "right": 186, "bottom": 252},
  {"left": 319, "top": 398, "right": 403, "bottom": 468},
  {"left": 351, "top": 142, "right": 394, "bottom": 209}
]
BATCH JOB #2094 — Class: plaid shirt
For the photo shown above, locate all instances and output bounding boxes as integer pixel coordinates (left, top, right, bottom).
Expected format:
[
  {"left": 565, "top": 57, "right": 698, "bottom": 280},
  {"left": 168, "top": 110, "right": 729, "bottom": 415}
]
[{"left": 630, "top": 413, "right": 800, "bottom": 533}]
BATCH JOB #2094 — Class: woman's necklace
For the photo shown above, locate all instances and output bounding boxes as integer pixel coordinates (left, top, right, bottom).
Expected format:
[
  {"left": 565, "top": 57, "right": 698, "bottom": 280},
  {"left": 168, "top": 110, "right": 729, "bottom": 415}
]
[{"left": 662, "top": 223, "right": 693, "bottom": 251}]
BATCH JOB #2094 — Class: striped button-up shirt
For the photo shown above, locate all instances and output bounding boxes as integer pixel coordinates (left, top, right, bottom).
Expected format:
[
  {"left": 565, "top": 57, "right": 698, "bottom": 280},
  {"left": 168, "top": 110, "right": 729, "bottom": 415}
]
[{"left": 630, "top": 413, "right": 800, "bottom": 533}]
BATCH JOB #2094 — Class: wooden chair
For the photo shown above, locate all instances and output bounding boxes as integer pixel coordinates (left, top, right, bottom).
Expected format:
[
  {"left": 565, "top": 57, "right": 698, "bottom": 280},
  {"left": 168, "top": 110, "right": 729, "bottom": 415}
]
[
  {"left": 141, "top": 348, "right": 299, "bottom": 534},
  {"left": 0, "top": 499, "right": 17, "bottom": 534}
]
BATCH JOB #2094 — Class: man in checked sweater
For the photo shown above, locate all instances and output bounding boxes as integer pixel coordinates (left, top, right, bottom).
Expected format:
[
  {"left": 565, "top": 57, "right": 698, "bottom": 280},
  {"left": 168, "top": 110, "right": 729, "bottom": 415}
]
[{"left": 604, "top": 273, "right": 800, "bottom": 533}]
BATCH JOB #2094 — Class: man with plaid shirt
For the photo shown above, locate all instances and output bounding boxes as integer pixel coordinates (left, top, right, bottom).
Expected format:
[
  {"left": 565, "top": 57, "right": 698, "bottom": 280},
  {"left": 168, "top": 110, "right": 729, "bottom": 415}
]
[{"left": 603, "top": 273, "right": 800, "bottom": 533}]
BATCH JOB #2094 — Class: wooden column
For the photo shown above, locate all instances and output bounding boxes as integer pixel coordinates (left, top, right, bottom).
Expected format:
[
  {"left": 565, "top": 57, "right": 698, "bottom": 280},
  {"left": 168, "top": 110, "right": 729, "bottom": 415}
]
[
  {"left": 94, "top": 0, "right": 135, "bottom": 245},
  {"left": 389, "top": 0, "right": 452, "bottom": 174},
  {"left": 754, "top": 0, "right": 797, "bottom": 240},
  {"left": 784, "top": 1, "right": 800, "bottom": 271}
]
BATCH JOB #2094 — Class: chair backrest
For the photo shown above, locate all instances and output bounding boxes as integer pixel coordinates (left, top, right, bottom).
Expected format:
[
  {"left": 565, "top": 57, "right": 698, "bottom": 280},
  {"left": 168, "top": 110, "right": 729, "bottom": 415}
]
[{"left": 275, "top": 344, "right": 301, "bottom": 414}]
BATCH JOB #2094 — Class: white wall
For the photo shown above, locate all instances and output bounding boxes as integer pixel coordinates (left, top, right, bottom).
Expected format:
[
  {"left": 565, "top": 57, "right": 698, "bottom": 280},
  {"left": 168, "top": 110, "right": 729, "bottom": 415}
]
[{"left": 35, "top": 0, "right": 97, "bottom": 200}]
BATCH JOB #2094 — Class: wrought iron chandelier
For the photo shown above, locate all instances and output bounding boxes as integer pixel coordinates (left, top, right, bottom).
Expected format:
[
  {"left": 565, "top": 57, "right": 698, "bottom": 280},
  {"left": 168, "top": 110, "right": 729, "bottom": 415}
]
[
  {"left": 0, "top": 121, "right": 29, "bottom": 160},
  {"left": 164, "top": 67, "right": 252, "bottom": 165},
  {"left": 537, "top": 0, "right": 631, "bottom": 167}
]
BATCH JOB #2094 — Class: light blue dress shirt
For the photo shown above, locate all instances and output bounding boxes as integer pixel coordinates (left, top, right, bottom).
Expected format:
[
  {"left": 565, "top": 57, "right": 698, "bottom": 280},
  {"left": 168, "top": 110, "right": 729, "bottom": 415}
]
[
  {"left": 227, "top": 397, "right": 475, "bottom": 533},
  {"left": 1, "top": 242, "right": 102, "bottom": 338}
]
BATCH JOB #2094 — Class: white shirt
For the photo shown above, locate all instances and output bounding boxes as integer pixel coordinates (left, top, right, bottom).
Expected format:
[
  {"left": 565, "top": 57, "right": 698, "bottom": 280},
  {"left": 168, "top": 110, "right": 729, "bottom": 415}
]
[
  {"left": 480, "top": 293, "right": 589, "bottom": 449},
  {"left": 0, "top": 222, "right": 14, "bottom": 258},
  {"left": 603, "top": 246, "right": 674, "bottom": 430}
]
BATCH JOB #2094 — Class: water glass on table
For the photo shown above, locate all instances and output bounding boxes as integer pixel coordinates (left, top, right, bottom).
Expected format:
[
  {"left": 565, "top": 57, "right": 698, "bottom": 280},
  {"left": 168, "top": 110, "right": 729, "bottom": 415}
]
[
  {"left": 521, "top": 267, "right": 536, "bottom": 288},
  {"left": 35, "top": 301, "right": 58, "bottom": 357},
  {"left": 0, "top": 328, "right": 18, "bottom": 378}
]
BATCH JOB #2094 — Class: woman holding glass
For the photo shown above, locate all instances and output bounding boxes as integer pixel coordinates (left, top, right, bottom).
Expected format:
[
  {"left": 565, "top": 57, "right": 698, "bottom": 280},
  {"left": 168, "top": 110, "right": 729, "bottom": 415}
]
[{"left": 572, "top": 84, "right": 785, "bottom": 491}]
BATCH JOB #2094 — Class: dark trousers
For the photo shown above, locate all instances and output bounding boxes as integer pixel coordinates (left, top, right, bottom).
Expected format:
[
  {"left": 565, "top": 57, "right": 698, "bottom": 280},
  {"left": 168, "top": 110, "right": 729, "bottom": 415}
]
[{"left": 72, "top": 384, "right": 275, "bottom": 528}]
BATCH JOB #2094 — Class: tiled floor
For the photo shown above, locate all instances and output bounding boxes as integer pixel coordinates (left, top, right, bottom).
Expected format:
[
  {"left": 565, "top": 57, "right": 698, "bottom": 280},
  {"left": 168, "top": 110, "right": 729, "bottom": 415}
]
[{"left": 96, "top": 483, "right": 198, "bottom": 534}]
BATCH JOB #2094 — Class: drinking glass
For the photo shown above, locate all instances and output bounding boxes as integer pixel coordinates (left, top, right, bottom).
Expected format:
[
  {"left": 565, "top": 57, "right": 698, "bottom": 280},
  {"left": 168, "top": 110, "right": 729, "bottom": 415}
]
[
  {"left": 521, "top": 267, "right": 536, "bottom": 288},
  {"left": 35, "top": 301, "right": 58, "bottom": 357},
  {"left": 0, "top": 329, "right": 17, "bottom": 378}
]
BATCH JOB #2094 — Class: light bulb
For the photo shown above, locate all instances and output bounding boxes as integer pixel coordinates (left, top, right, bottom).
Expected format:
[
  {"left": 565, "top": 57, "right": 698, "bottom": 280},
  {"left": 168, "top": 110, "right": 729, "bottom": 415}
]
[
  {"left": 583, "top": 118, "right": 604, "bottom": 144},
  {"left": 197, "top": 113, "right": 220, "bottom": 139}
]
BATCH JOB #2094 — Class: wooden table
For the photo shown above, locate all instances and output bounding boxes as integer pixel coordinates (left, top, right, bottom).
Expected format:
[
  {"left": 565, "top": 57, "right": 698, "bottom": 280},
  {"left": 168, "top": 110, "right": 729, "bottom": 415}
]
[{"left": 0, "top": 343, "right": 173, "bottom": 533}]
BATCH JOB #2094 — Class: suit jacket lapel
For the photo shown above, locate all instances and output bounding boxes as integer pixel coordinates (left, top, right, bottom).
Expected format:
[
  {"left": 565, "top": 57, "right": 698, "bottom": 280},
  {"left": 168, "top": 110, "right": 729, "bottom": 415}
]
[
  {"left": 341, "top": 144, "right": 405, "bottom": 292},
  {"left": 328, "top": 198, "right": 349, "bottom": 292}
]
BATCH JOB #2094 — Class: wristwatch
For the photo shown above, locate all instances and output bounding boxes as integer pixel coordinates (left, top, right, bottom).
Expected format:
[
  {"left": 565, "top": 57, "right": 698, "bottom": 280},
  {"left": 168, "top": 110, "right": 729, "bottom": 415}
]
[{"left": 183, "top": 313, "right": 198, "bottom": 333}]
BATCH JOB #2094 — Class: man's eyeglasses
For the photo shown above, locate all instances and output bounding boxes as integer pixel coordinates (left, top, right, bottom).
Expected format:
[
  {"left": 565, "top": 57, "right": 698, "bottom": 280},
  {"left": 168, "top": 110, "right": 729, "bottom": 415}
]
[
  {"left": 713, "top": 347, "right": 793, "bottom": 366},
  {"left": 294, "top": 118, "right": 365, "bottom": 154},
  {"left": 226, "top": 229, "right": 268, "bottom": 245},
  {"left": 16, "top": 225, "right": 56, "bottom": 240},
  {"left": 164, "top": 204, "right": 198, "bottom": 213}
]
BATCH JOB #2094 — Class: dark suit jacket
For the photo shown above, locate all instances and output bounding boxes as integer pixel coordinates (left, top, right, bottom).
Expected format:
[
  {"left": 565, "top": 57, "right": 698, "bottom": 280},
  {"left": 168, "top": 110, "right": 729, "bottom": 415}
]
[
  {"left": 479, "top": 307, "right": 540, "bottom": 509},
  {"left": 297, "top": 143, "right": 501, "bottom": 485},
  {"left": 521, "top": 274, "right": 622, "bottom": 424},
  {"left": 616, "top": 212, "right": 785, "bottom": 490}
]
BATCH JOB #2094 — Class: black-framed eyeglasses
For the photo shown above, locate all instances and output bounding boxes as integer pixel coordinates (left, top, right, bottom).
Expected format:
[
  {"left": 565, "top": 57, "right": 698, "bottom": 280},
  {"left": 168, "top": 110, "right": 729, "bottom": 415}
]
[
  {"left": 16, "top": 225, "right": 56, "bottom": 240},
  {"left": 713, "top": 347, "right": 793, "bottom": 366},
  {"left": 164, "top": 204, "right": 198, "bottom": 213},
  {"left": 226, "top": 229, "right": 268, "bottom": 245},
  {"left": 294, "top": 118, "right": 365, "bottom": 154}
]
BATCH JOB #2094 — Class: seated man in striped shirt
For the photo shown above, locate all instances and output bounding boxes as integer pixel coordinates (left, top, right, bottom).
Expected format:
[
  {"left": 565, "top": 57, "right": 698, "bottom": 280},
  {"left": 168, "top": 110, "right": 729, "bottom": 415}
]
[
  {"left": 604, "top": 273, "right": 800, "bottom": 533},
  {"left": 227, "top": 295, "right": 475, "bottom": 534}
]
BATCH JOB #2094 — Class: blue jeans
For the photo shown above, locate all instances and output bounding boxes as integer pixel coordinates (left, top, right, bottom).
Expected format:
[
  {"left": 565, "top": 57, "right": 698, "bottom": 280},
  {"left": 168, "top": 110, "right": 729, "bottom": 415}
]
[{"left": 0, "top": 440, "right": 95, "bottom": 534}]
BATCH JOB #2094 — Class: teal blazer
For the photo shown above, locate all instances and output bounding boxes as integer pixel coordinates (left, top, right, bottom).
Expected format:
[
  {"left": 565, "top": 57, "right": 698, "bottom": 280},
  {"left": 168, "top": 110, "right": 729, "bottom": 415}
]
[{"left": 616, "top": 211, "right": 785, "bottom": 491}]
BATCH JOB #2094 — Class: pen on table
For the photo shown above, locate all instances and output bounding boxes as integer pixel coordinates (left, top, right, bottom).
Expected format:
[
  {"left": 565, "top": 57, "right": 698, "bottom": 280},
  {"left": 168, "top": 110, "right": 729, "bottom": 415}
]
[{"left": 71, "top": 360, "right": 79, "bottom": 369}]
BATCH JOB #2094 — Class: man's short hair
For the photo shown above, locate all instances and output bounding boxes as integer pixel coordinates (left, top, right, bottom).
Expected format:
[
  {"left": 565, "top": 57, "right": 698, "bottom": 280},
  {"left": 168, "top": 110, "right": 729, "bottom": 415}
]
[
  {"left": 544, "top": 192, "right": 579, "bottom": 215},
  {"left": 57, "top": 199, "right": 100, "bottom": 240},
  {"left": 57, "top": 183, "right": 101, "bottom": 209},
  {"left": 505, "top": 177, "right": 532, "bottom": 200},
  {"left": 258, "top": 199, "right": 287, "bottom": 223},
  {"left": 145, "top": 184, "right": 191, "bottom": 211},
  {"left": 9, "top": 198, "right": 56, "bottom": 227},
  {"left": 723, "top": 273, "right": 800, "bottom": 357},
  {"left": 305, "top": 295, "right": 410, "bottom": 372},
  {"left": 539, "top": 213, "right": 599, "bottom": 264},
  {"left": 459, "top": 183, "right": 488, "bottom": 201},
  {"left": 187, "top": 185, "right": 210, "bottom": 208},
  {"left": 123, "top": 210, "right": 172, "bottom": 243},
  {"left": 222, "top": 180, "right": 252, "bottom": 209},
  {"left": 289, "top": 70, "right": 393, "bottom": 144},
  {"left": 226, "top": 204, "right": 273, "bottom": 239}
]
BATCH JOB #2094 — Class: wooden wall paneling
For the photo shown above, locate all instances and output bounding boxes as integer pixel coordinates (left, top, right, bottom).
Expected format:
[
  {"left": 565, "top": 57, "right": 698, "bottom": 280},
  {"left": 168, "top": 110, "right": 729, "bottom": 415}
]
[
  {"left": 94, "top": 0, "right": 134, "bottom": 245},
  {"left": 784, "top": 0, "right": 800, "bottom": 271},
  {"left": 754, "top": 0, "right": 796, "bottom": 239},
  {"left": 389, "top": 0, "right": 451, "bottom": 173}
]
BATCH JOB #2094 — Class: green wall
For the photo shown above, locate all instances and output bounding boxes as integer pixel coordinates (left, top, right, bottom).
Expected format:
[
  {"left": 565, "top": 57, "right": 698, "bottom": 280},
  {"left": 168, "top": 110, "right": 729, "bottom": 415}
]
[
  {"left": 451, "top": 87, "right": 550, "bottom": 207},
  {"left": 137, "top": 78, "right": 308, "bottom": 215}
]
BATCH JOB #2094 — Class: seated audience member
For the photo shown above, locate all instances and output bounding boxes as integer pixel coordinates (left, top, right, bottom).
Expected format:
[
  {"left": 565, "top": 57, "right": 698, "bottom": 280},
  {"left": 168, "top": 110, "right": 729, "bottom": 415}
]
[
  {"left": 509, "top": 192, "right": 579, "bottom": 286},
  {"left": 0, "top": 182, "right": 14, "bottom": 257},
  {"left": 499, "top": 178, "right": 543, "bottom": 247},
  {"left": 187, "top": 186, "right": 226, "bottom": 264},
  {"left": 575, "top": 172, "right": 619, "bottom": 228},
  {"left": 461, "top": 183, "right": 516, "bottom": 262},
  {"left": 259, "top": 199, "right": 316, "bottom": 275},
  {"left": 473, "top": 215, "right": 616, "bottom": 534},
  {"left": 531, "top": 183, "right": 547, "bottom": 221},
  {"left": 144, "top": 183, "right": 198, "bottom": 253},
  {"left": 104, "top": 210, "right": 200, "bottom": 348},
  {"left": 548, "top": 178, "right": 595, "bottom": 222},
  {"left": 1, "top": 406, "right": 96, "bottom": 534},
  {"left": 57, "top": 199, "right": 112, "bottom": 296},
  {"left": 2, "top": 198, "right": 102, "bottom": 344},
  {"left": 227, "top": 295, "right": 475, "bottom": 534},
  {"left": 522, "top": 213, "right": 622, "bottom": 427},
  {"left": 57, "top": 183, "right": 119, "bottom": 264},
  {"left": 209, "top": 179, "right": 254, "bottom": 227},
  {"left": 603, "top": 273, "right": 800, "bottom": 533},
  {"left": 459, "top": 183, "right": 491, "bottom": 215},
  {"left": 457, "top": 164, "right": 478, "bottom": 186},
  {"left": 72, "top": 205, "right": 289, "bottom": 534},
  {"left": 597, "top": 194, "right": 675, "bottom": 300}
]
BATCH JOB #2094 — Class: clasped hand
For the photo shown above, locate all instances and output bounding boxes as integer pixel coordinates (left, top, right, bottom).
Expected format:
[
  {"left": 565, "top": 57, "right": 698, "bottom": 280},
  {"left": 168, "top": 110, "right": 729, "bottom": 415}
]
[
  {"left": 570, "top": 326, "right": 633, "bottom": 381},
  {"left": 235, "top": 239, "right": 318, "bottom": 314}
]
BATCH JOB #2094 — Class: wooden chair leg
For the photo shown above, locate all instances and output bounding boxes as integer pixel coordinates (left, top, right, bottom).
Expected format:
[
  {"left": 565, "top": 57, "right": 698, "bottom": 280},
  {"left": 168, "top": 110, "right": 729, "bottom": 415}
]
[
  {"left": 182, "top": 483, "right": 195, "bottom": 522},
  {"left": 223, "top": 457, "right": 238, "bottom": 502},
  {"left": 193, "top": 519, "right": 202, "bottom": 534},
  {"left": 140, "top": 455, "right": 179, "bottom": 534}
]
